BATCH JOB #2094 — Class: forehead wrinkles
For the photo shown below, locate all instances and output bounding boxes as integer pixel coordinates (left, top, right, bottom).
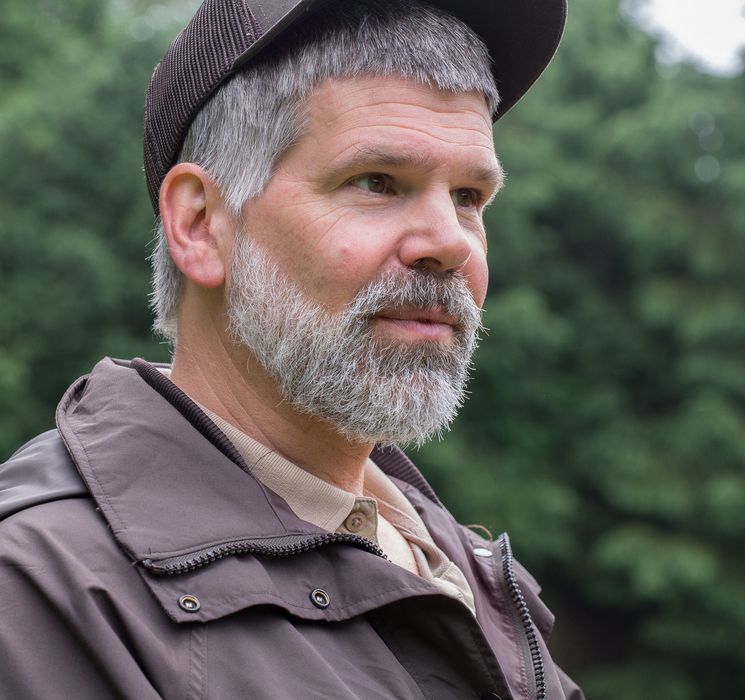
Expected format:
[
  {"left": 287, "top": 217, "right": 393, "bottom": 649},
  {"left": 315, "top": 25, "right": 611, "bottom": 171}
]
[
  {"left": 336, "top": 120, "right": 495, "bottom": 154},
  {"left": 323, "top": 111, "right": 497, "bottom": 172}
]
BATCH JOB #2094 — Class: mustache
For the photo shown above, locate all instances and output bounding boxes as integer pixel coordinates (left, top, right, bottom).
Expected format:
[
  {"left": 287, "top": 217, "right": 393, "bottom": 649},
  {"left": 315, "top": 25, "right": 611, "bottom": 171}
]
[{"left": 346, "top": 268, "right": 483, "bottom": 333}]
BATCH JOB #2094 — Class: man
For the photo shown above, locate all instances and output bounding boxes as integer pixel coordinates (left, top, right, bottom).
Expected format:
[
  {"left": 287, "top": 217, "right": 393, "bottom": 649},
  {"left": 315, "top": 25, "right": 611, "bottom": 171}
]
[{"left": 0, "top": 0, "right": 583, "bottom": 698}]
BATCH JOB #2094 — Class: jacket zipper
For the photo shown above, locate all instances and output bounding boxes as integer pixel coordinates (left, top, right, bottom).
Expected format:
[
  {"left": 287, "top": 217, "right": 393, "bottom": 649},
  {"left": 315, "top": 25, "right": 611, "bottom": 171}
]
[
  {"left": 499, "top": 533, "right": 546, "bottom": 700},
  {"left": 141, "top": 532, "right": 386, "bottom": 575}
]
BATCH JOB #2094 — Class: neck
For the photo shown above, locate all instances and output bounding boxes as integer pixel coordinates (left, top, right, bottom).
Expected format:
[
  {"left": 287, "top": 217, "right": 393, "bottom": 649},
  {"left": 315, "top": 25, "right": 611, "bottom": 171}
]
[{"left": 170, "top": 328, "right": 372, "bottom": 496}]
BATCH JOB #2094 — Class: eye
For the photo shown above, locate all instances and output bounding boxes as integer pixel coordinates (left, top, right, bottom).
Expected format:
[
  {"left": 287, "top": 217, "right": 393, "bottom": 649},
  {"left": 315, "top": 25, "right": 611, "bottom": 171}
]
[
  {"left": 452, "top": 188, "right": 481, "bottom": 208},
  {"left": 350, "top": 173, "right": 394, "bottom": 195}
]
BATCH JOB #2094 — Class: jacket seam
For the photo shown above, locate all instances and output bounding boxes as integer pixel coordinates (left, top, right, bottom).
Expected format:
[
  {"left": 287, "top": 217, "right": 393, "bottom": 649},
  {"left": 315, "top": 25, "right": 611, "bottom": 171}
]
[
  {"left": 186, "top": 623, "right": 207, "bottom": 700},
  {"left": 148, "top": 574, "right": 448, "bottom": 623}
]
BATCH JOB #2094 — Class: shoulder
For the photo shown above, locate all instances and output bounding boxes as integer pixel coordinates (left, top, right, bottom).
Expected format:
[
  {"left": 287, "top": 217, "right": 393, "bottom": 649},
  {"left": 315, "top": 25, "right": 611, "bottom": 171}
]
[
  {"left": 0, "top": 486, "right": 142, "bottom": 620},
  {"left": 0, "top": 429, "right": 88, "bottom": 521},
  {"left": 0, "top": 481, "right": 176, "bottom": 700},
  {"left": 0, "top": 431, "right": 113, "bottom": 568}
]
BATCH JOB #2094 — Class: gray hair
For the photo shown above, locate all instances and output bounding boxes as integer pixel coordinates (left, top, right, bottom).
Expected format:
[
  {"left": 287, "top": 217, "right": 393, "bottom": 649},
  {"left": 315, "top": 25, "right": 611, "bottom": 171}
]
[{"left": 150, "top": 0, "right": 499, "bottom": 342}]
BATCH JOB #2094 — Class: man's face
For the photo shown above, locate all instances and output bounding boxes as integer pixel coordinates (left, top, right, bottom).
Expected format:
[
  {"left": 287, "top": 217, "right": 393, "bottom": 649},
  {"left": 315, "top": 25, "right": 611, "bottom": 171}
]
[
  {"left": 226, "top": 76, "right": 502, "bottom": 444},
  {"left": 236, "top": 75, "right": 501, "bottom": 332}
]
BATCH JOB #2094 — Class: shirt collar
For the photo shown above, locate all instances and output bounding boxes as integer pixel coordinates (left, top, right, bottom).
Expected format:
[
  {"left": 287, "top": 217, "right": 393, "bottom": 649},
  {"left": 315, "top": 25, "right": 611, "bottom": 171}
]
[{"left": 198, "top": 404, "right": 360, "bottom": 532}]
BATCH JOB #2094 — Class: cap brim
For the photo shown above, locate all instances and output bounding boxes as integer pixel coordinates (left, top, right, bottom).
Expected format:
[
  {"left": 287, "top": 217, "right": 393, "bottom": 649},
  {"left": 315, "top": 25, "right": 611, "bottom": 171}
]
[
  {"left": 432, "top": 0, "right": 568, "bottom": 118},
  {"left": 232, "top": 0, "right": 568, "bottom": 120}
]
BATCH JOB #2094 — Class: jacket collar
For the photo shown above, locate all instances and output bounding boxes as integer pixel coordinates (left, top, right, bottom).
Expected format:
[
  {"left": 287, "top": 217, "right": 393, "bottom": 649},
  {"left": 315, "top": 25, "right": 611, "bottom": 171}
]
[{"left": 56, "top": 357, "right": 442, "bottom": 564}]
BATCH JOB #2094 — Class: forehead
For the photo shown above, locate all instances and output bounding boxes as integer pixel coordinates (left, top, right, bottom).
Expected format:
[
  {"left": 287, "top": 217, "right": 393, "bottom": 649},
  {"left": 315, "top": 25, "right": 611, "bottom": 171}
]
[{"left": 300, "top": 75, "right": 497, "bottom": 166}]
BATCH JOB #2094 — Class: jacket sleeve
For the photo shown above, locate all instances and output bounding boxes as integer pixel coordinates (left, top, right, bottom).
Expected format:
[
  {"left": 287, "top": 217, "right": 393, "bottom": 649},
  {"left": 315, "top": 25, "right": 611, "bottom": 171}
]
[{"left": 0, "top": 499, "right": 187, "bottom": 700}]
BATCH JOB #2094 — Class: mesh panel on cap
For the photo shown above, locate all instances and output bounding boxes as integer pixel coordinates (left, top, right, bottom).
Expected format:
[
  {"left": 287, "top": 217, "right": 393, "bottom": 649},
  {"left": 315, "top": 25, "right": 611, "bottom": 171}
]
[{"left": 144, "top": 0, "right": 260, "bottom": 210}]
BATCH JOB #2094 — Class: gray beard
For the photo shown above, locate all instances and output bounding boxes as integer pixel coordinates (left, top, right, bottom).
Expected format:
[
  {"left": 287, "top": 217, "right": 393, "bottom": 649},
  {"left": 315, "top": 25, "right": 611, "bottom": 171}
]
[{"left": 227, "top": 234, "right": 483, "bottom": 446}]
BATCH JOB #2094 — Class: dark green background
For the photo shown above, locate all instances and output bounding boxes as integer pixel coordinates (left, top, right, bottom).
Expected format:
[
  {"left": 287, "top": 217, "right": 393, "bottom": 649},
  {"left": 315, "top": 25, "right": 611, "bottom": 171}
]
[{"left": 2, "top": 1, "right": 744, "bottom": 696}]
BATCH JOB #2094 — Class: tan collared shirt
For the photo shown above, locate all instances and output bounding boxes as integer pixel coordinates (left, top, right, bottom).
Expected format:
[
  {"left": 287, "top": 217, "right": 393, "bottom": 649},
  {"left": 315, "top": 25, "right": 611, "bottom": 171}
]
[{"left": 197, "top": 404, "right": 475, "bottom": 615}]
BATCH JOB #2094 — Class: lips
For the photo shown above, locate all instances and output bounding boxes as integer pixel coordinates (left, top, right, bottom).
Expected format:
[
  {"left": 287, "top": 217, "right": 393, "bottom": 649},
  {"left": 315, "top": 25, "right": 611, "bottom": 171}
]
[
  {"left": 374, "top": 306, "right": 458, "bottom": 327},
  {"left": 371, "top": 306, "right": 458, "bottom": 341}
]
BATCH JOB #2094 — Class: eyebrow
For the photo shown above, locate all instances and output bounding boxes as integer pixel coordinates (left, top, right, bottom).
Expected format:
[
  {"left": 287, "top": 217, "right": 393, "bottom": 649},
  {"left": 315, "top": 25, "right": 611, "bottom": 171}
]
[{"left": 332, "top": 145, "right": 506, "bottom": 196}]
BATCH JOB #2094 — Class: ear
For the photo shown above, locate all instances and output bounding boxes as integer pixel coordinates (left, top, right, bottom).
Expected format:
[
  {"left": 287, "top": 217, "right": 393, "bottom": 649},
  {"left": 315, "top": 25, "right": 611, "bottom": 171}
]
[{"left": 159, "top": 163, "right": 234, "bottom": 288}]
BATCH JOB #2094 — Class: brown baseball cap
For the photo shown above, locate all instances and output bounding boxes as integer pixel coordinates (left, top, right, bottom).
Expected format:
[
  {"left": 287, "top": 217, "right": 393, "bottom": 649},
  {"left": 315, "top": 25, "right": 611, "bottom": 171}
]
[{"left": 144, "top": 0, "right": 568, "bottom": 212}]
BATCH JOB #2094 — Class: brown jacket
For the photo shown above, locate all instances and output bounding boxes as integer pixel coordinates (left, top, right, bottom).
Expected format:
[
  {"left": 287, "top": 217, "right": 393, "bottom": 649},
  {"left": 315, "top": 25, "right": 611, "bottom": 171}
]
[{"left": 0, "top": 358, "right": 584, "bottom": 699}]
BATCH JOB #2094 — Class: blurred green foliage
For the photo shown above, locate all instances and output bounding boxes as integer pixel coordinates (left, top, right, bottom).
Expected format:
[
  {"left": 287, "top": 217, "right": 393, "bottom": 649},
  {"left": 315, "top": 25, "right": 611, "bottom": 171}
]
[
  {"left": 418, "top": 0, "right": 745, "bottom": 695},
  {"left": 1, "top": 0, "right": 744, "bottom": 696}
]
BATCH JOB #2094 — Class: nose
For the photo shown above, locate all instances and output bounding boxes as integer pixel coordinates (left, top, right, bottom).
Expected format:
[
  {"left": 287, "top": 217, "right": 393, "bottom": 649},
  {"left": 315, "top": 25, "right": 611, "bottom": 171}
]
[{"left": 397, "top": 191, "right": 473, "bottom": 274}]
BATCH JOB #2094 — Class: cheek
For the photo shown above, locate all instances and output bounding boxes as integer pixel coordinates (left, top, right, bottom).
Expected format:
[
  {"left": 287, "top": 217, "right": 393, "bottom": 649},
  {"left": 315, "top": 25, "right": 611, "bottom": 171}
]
[
  {"left": 335, "top": 242, "right": 358, "bottom": 268},
  {"left": 313, "top": 241, "right": 389, "bottom": 306}
]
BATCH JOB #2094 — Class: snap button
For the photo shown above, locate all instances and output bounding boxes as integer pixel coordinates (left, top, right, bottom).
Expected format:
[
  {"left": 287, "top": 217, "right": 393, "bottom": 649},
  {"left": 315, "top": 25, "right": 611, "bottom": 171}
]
[
  {"left": 178, "top": 594, "right": 201, "bottom": 612},
  {"left": 310, "top": 588, "right": 330, "bottom": 609},
  {"left": 473, "top": 547, "right": 493, "bottom": 558},
  {"left": 345, "top": 512, "right": 366, "bottom": 533}
]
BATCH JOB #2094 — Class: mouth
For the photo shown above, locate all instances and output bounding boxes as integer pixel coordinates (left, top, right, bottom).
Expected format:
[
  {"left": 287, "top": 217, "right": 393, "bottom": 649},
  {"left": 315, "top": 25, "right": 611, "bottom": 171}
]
[{"left": 372, "top": 306, "right": 457, "bottom": 341}]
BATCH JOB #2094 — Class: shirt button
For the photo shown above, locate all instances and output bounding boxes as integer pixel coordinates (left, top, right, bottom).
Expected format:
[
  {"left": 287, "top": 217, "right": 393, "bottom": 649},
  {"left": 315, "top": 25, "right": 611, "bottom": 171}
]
[
  {"left": 473, "top": 547, "right": 493, "bottom": 558},
  {"left": 345, "top": 512, "right": 366, "bottom": 533}
]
